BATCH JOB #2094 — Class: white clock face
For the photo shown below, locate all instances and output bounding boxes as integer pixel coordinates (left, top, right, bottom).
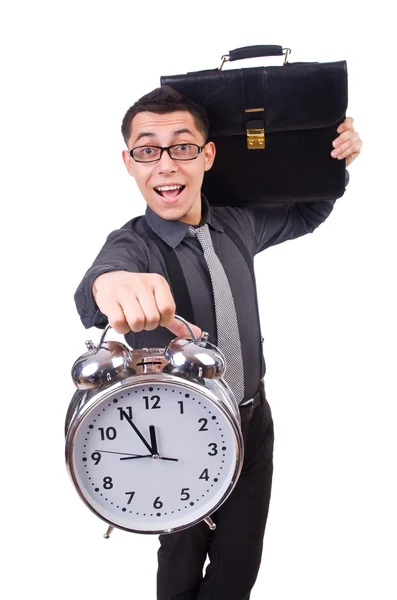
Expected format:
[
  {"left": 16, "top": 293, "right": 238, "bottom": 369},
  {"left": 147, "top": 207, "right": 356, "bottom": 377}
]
[{"left": 70, "top": 377, "right": 239, "bottom": 533}]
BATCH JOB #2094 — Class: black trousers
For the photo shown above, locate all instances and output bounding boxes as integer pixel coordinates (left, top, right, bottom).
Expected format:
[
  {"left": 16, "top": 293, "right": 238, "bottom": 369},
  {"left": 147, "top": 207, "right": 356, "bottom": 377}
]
[{"left": 157, "top": 392, "right": 274, "bottom": 600}]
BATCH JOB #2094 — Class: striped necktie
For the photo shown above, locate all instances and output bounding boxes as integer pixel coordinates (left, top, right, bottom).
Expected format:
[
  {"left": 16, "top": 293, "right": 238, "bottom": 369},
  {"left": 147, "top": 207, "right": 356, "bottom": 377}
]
[{"left": 188, "top": 224, "right": 245, "bottom": 403}]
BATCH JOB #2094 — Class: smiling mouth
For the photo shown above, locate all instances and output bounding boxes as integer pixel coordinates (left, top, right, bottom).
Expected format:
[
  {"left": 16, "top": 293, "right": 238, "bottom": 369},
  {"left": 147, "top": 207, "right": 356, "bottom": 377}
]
[{"left": 154, "top": 185, "right": 185, "bottom": 198}]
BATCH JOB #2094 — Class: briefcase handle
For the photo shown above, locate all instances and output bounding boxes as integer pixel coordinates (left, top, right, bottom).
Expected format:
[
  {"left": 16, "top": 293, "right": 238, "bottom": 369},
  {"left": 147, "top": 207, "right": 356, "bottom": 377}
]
[{"left": 219, "top": 45, "right": 291, "bottom": 69}]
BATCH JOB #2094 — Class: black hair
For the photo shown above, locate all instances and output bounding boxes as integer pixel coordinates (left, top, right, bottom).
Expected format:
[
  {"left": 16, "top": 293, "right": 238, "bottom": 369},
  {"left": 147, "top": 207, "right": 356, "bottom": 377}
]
[{"left": 121, "top": 85, "right": 209, "bottom": 145}]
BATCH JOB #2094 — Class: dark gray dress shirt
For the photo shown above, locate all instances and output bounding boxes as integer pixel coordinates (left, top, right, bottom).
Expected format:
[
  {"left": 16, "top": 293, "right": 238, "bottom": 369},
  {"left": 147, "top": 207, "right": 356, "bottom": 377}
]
[{"left": 74, "top": 197, "right": 336, "bottom": 401}]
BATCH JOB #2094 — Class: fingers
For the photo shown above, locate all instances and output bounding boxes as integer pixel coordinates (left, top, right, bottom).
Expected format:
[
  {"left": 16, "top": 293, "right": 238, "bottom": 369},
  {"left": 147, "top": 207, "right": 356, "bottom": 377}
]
[
  {"left": 331, "top": 116, "right": 363, "bottom": 165},
  {"left": 152, "top": 276, "right": 177, "bottom": 329},
  {"left": 115, "top": 286, "right": 149, "bottom": 333},
  {"left": 93, "top": 271, "right": 201, "bottom": 338},
  {"left": 93, "top": 272, "right": 132, "bottom": 334},
  {"left": 97, "top": 292, "right": 132, "bottom": 335},
  {"left": 336, "top": 116, "right": 354, "bottom": 134},
  {"left": 114, "top": 274, "right": 174, "bottom": 333},
  {"left": 331, "top": 131, "right": 362, "bottom": 159},
  {"left": 152, "top": 278, "right": 201, "bottom": 338}
]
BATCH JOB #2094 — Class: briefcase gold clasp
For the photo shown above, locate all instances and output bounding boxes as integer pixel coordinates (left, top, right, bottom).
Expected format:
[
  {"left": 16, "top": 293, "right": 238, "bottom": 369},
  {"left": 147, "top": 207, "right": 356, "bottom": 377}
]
[{"left": 247, "top": 128, "right": 265, "bottom": 149}]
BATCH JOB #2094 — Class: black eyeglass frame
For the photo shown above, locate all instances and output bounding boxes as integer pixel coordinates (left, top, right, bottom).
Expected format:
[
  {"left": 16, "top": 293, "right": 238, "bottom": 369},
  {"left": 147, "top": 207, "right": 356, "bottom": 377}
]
[{"left": 129, "top": 143, "right": 206, "bottom": 163}]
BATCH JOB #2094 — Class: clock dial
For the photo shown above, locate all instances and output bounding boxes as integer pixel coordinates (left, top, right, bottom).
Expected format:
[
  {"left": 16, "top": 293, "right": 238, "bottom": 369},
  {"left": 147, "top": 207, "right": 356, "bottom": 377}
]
[{"left": 70, "top": 378, "right": 240, "bottom": 533}]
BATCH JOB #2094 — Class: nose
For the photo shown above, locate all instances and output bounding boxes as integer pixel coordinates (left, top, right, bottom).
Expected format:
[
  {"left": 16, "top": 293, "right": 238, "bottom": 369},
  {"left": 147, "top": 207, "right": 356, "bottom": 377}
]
[{"left": 156, "top": 149, "right": 177, "bottom": 175}]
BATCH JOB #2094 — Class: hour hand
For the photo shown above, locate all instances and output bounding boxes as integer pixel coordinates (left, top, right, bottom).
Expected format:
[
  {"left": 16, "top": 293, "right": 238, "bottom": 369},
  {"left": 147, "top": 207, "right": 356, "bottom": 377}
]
[
  {"left": 121, "top": 454, "right": 179, "bottom": 462},
  {"left": 147, "top": 426, "right": 178, "bottom": 461},
  {"left": 149, "top": 425, "right": 158, "bottom": 455},
  {"left": 119, "top": 454, "right": 152, "bottom": 460}
]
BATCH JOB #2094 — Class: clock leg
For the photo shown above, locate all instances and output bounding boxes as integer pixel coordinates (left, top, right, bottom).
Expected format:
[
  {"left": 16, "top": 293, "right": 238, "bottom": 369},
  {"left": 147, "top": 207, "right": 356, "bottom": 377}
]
[
  {"left": 103, "top": 525, "right": 114, "bottom": 539},
  {"left": 204, "top": 516, "right": 216, "bottom": 530}
]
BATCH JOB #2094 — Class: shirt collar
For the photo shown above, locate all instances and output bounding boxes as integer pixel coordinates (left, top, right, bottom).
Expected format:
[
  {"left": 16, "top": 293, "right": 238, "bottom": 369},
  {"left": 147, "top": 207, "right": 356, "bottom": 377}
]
[{"left": 145, "top": 195, "right": 224, "bottom": 248}]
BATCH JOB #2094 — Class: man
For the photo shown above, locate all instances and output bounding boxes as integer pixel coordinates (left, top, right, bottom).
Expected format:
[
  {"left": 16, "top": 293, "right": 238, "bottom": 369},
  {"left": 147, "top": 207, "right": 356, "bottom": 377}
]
[{"left": 74, "top": 86, "right": 362, "bottom": 600}]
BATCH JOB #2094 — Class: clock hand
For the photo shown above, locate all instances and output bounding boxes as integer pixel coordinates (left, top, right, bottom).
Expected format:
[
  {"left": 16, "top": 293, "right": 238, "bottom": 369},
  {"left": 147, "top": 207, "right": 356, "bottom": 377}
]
[
  {"left": 146, "top": 425, "right": 178, "bottom": 461},
  {"left": 120, "top": 455, "right": 179, "bottom": 462},
  {"left": 93, "top": 447, "right": 179, "bottom": 462},
  {"left": 119, "top": 409, "right": 153, "bottom": 453},
  {"left": 119, "top": 454, "right": 153, "bottom": 459},
  {"left": 149, "top": 425, "right": 178, "bottom": 462},
  {"left": 149, "top": 425, "right": 158, "bottom": 455},
  {"left": 94, "top": 449, "right": 151, "bottom": 458}
]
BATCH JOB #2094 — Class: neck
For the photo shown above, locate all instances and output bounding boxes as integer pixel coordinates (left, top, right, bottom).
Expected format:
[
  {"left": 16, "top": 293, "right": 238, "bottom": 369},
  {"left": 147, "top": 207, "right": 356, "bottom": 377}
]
[{"left": 178, "top": 199, "right": 202, "bottom": 226}]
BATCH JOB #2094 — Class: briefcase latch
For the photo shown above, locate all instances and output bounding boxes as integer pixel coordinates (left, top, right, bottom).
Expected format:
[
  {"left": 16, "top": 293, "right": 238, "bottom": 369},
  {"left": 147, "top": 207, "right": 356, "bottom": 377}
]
[{"left": 246, "top": 120, "right": 265, "bottom": 150}]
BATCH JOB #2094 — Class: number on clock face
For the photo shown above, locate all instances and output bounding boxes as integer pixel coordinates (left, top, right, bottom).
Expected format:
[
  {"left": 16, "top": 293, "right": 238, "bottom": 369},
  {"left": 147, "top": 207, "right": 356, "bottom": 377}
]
[{"left": 72, "top": 381, "right": 238, "bottom": 533}]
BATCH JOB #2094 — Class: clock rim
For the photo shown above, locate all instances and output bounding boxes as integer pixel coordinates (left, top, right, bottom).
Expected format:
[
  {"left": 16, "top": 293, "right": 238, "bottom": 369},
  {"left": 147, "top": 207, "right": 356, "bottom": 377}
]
[{"left": 65, "top": 372, "right": 244, "bottom": 535}]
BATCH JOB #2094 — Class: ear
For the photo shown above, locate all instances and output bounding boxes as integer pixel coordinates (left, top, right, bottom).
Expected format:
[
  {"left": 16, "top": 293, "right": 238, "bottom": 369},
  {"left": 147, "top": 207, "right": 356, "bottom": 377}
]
[
  {"left": 203, "top": 141, "right": 216, "bottom": 172},
  {"left": 122, "top": 149, "right": 135, "bottom": 177}
]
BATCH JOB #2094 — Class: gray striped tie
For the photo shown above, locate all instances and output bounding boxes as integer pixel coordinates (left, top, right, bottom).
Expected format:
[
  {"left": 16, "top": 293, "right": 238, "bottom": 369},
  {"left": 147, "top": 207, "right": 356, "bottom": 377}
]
[{"left": 188, "top": 224, "right": 245, "bottom": 403}]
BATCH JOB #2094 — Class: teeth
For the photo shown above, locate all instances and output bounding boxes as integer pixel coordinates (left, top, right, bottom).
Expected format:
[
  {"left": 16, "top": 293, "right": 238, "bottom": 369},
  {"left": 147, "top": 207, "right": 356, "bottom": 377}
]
[{"left": 156, "top": 185, "right": 183, "bottom": 192}]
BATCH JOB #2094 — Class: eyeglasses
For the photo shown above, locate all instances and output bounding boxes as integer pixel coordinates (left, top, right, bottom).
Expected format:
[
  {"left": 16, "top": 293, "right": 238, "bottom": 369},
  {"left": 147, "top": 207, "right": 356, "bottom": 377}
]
[{"left": 129, "top": 143, "right": 205, "bottom": 163}]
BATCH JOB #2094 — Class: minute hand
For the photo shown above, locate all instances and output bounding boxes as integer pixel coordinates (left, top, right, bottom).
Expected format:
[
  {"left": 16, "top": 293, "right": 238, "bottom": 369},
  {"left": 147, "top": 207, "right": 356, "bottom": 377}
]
[{"left": 119, "top": 409, "right": 153, "bottom": 454}]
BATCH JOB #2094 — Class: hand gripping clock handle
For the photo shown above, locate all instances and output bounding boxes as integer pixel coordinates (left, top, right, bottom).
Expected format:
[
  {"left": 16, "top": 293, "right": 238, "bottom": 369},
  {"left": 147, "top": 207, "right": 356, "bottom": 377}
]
[
  {"left": 99, "top": 314, "right": 198, "bottom": 346},
  {"left": 173, "top": 315, "right": 198, "bottom": 341}
]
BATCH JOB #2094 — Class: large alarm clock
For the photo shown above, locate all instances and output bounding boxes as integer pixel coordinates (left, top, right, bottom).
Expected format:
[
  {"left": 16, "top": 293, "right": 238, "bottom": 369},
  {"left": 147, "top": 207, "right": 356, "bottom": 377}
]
[{"left": 65, "top": 316, "right": 244, "bottom": 537}]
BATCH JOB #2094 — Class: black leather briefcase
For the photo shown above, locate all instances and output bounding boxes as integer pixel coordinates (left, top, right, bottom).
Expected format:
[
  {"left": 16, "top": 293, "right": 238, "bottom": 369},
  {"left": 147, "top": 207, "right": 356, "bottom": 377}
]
[{"left": 161, "top": 45, "right": 348, "bottom": 205}]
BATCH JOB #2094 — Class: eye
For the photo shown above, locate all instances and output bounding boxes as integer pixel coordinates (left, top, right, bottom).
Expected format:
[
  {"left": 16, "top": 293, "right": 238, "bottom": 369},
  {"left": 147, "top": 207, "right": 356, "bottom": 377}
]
[{"left": 133, "top": 146, "right": 160, "bottom": 161}]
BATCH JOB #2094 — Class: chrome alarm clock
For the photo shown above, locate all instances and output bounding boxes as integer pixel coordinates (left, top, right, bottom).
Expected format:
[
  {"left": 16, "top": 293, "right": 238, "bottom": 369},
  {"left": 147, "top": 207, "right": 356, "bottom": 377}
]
[{"left": 65, "top": 316, "right": 244, "bottom": 537}]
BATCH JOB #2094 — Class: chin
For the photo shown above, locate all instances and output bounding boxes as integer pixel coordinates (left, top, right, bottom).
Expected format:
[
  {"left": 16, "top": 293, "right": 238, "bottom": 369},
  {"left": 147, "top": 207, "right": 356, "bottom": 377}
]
[
  {"left": 149, "top": 198, "right": 186, "bottom": 220},
  {"left": 152, "top": 204, "right": 184, "bottom": 221}
]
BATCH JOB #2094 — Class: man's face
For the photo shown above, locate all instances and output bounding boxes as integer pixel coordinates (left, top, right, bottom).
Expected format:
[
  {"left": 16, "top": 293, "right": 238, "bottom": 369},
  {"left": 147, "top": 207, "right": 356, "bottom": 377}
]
[{"left": 122, "top": 111, "right": 215, "bottom": 225}]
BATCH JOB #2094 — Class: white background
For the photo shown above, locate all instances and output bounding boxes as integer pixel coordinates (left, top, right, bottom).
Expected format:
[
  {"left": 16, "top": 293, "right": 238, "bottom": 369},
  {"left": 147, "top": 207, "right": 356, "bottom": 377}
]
[{"left": 1, "top": 1, "right": 396, "bottom": 599}]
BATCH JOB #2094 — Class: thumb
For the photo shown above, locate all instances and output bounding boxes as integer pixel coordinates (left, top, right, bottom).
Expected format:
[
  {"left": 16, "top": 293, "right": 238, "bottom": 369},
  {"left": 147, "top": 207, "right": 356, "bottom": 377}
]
[{"left": 167, "top": 317, "right": 202, "bottom": 340}]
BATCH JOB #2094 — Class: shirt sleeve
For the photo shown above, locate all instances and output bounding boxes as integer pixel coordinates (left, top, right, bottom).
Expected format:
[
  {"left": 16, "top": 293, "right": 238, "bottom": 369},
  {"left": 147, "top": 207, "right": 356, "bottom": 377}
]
[
  {"left": 74, "top": 227, "right": 149, "bottom": 329},
  {"left": 247, "top": 198, "right": 337, "bottom": 255},
  {"left": 247, "top": 171, "right": 349, "bottom": 254},
  {"left": 215, "top": 172, "right": 348, "bottom": 257}
]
